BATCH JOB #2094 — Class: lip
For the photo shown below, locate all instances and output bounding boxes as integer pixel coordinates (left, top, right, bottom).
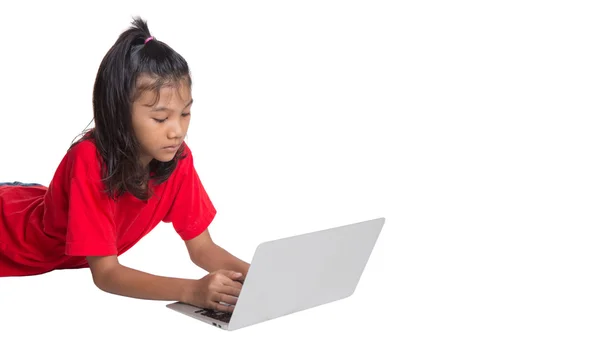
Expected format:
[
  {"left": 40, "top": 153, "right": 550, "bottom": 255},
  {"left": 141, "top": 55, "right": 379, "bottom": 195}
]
[{"left": 163, "top": 144, "right": 181, "bottom": 150}]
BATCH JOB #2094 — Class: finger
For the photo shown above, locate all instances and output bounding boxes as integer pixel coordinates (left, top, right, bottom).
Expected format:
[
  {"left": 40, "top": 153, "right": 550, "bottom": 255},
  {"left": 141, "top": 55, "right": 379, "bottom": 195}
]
[
  {"left": 218, "top": 270, "right": 243, "bottom": 280},
  {"left": 207, "top": 286, "right": 240, "bottom": 305},
  {"left": 217, "top": 293, "right": 238, "bottom": 306},
  {"left": 218, "top": 285, "right": 242, "bottom": 297},
  {"left": 210, "top": 301, "right": 235, "bottom": 313},
  {"left": 223, "top": 278, "right": 243, "bottom": 290}
]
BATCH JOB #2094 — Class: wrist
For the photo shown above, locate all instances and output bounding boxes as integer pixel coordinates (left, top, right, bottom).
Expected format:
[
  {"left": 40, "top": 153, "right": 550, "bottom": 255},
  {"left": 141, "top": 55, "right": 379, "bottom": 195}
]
[{"left": 179, "top": 279, "right": 194, "bottom": 304}]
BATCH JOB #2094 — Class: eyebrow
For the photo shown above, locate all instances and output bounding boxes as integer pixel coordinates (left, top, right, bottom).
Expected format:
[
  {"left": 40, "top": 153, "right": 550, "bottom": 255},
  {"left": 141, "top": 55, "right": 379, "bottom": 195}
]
[{"left": 148, "top": 99, "right": 194, "bottom": 112}]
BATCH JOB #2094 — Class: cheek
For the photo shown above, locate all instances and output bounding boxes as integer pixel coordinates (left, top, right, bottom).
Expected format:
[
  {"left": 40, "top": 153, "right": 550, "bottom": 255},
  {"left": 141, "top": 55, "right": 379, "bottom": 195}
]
[
  {"left": 131, "top": 120, "right": 144, "bottom": 138},
  {"left": 131, "top": 120, "right": 155, "bottom": 143}
]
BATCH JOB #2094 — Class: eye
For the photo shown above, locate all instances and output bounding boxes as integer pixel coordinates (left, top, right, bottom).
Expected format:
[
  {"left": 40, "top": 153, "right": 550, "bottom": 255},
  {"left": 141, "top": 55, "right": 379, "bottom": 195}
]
[
  {"left": 153, "top": 118, "right": 167, "bottom": 123},
  {"left": 182, "top": 113, "right": 191, "bottom": 117}
]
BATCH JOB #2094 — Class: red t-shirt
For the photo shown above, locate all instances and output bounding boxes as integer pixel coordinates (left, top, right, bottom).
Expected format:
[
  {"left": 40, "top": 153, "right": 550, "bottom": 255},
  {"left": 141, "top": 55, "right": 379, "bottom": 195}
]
[{"left": 0, "top": 138, "right": 216, "bottom": 276}]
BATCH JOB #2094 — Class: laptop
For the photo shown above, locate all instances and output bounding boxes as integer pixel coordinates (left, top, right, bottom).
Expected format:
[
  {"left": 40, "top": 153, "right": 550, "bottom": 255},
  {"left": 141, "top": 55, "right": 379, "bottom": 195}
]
[{"left": 166, "top": 217, "right": 385, "bottom": 331}]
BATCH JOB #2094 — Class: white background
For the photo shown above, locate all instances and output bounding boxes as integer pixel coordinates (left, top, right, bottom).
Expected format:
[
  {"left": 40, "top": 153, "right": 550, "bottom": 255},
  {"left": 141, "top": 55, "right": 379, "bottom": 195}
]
[{"left": 0, "top": 0, "right": 598, "bottom": 350}]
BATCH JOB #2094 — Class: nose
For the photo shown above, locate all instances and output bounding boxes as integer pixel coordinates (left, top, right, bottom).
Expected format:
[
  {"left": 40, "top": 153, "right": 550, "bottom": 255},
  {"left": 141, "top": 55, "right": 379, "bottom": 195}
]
[{"left": 167, "top": 118, "right": 184, "bottom": 140}]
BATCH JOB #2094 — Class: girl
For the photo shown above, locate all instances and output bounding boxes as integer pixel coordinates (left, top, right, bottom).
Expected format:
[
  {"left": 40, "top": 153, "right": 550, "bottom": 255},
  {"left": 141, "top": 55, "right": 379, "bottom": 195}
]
[{"left": 0, "top": 17, "right": 248, "bottom": 314}]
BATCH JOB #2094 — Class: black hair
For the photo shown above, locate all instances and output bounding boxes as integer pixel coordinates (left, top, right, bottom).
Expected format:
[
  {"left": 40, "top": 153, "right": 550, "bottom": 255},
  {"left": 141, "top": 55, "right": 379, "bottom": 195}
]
[{"left": 72, "top": 16, "right": 191, "bottom": 201}]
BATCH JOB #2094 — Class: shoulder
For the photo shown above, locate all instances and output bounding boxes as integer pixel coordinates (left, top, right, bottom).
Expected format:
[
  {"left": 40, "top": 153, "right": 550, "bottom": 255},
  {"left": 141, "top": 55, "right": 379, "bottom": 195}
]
[
  {"left": 47, "top": 136, "right": 106, "bottom": 196},
  {"left": 67, "top": 137, "right": 99, "bottom": 160},
  {"left": 64, "top": 138, "right": 103, "bottom": 179}
]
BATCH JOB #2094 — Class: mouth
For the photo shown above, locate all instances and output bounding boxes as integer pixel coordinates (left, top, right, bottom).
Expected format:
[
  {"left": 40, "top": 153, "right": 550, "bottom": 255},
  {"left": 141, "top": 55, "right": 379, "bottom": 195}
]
[{"left": 163, "top": 144, "right": 181, "bottom": 151}]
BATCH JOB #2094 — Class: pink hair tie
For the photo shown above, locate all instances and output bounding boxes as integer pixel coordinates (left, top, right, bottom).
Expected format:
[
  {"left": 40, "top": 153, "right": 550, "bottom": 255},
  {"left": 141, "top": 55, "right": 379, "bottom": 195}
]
[{"left": 144, "top": 36, "right": 154, "bottom": 44}]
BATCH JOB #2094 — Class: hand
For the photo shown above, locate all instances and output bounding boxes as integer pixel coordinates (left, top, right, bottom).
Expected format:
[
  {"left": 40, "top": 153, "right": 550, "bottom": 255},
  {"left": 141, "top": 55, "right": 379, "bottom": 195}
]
[{"left": 183, "top": 270, "right": 244, "bottom": 313}]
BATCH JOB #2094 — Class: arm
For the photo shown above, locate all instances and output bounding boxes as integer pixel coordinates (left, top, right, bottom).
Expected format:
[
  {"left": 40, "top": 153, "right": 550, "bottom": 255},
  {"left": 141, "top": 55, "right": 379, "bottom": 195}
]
[
  {"left": 87, "top": 255, "right": 242, "bottom": 312},
  {"left": 87, "top": 255, "right": 193, "bottom": 302},
  {"left": 184, "top": 228, "right": 250, "bottom": 280}
]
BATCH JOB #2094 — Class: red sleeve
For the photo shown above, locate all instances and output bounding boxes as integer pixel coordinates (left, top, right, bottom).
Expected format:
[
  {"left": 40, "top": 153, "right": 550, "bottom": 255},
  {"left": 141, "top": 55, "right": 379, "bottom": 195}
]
[
  {"left": 163, "top": 144, "right": 217, "bottom": 241},
  {"left": 64, "top": 142, "right": 117, "bottom": 256}
]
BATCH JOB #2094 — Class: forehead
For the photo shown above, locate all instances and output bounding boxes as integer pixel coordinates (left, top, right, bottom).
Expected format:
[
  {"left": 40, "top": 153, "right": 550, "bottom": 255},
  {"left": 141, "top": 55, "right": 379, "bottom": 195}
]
[{"left": 135, "top": 76, "right": 191, "bottom": 107}]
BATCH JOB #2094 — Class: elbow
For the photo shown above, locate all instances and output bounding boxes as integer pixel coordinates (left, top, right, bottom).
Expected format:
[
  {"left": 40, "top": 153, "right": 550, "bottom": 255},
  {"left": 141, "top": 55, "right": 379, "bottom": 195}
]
[
  {"left": 189, "top": 241, "right": 217, "bottom": 268},
  {"left": 190, "top": 248, "right": 215, "bottom": 271},
  {"left": 91, "top": 271, "right": 111, "bottom": 292},
  {"left": 86, "top": 255, "right": 120, "bottom": 292},
  {"left": 190, "top": 253, "right": 207, "bottom": 270}
]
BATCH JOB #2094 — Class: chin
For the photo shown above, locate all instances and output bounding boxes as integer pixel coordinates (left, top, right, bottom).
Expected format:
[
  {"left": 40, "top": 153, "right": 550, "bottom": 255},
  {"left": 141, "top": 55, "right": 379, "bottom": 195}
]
[
  {"left": 154, "top": 155, "right": 176, "bottom": 163},
  {"left": 153, "top": 153, "right": 177, "bottom": 163},
  {"left": 150, "top": 146, "right": 181, "bottom": 163}
]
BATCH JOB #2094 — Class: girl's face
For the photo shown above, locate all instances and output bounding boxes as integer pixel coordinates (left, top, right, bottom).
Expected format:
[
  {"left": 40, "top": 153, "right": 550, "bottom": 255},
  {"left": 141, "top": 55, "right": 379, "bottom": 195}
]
[{"left": 131, "top": 78, "right": 193, "bottom": 167}]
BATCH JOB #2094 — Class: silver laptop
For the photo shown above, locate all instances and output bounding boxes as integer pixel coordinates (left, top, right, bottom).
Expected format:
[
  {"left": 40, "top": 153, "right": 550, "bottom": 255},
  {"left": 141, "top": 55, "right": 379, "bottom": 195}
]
[{"left": 166, "top": 217, "right": 385, "bottom": 331}]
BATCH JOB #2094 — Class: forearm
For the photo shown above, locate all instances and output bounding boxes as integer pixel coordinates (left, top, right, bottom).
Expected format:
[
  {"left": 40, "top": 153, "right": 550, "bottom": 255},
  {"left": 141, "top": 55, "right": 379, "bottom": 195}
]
[
  {"left": 195, "top": 244, "right": 250, "bottom": 278},
  {"left": 95, "top": 263, "right": 193, "bottom": 302}
]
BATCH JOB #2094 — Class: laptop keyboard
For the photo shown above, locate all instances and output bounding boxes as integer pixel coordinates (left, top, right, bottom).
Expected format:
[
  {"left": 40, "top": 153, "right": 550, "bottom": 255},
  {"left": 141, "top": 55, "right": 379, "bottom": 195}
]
[{"left": 194, "top": 308, "right": 232, "bottom": 323}]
